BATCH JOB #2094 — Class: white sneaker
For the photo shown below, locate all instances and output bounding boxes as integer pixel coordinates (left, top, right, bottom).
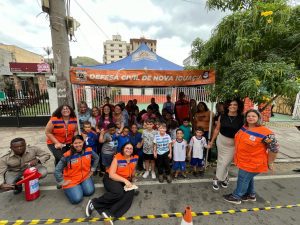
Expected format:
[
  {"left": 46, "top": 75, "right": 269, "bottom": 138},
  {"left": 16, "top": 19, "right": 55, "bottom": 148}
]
[
  {"left": 142, "top": 171, "right": 149, "bottom": 178},
  {"left": 151, "top": 171, "right": 156, "bottom": 179}
]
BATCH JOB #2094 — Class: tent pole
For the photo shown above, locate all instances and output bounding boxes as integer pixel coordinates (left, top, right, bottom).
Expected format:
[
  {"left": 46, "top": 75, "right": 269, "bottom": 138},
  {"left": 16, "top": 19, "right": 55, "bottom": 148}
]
[
  {"left": 208, "top": 85, "right": 214, "bottom": 141},
  {"left": 72, "top": 84, "right": 81, "bottom": 135}
]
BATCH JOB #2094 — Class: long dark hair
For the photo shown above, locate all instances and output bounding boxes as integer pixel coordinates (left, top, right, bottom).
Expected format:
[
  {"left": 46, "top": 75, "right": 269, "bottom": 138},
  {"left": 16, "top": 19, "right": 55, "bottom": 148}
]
[
  {"left": 224, "top": 98, "right": 244, "bottom": 116},
  {"left": 120, "top": 142, "right": 134, "bottom": 156},
  {"left": 68, "top": 135, "right": 86, "bottom": 169},
  {"left": 98, "top": 104, "right": 114, "bottom": 128},
  {"left": 196, "top": 102, "right": 209, "bottom": 112},
  {"left": 52, "top": 105, "right": 76, "bottom": 118}
]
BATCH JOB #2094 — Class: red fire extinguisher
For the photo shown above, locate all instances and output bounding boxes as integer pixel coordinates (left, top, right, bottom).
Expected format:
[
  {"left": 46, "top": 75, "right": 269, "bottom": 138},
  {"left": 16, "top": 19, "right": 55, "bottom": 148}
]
[{"left": 16, "top": 167, "right": 42, "bottom": 201}]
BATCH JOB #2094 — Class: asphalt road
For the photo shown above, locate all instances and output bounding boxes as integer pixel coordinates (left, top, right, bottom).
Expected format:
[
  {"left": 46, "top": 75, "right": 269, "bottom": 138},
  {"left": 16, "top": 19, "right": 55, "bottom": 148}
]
[{"left": 1, "top": 173, "right": 300, "bottom": 225}]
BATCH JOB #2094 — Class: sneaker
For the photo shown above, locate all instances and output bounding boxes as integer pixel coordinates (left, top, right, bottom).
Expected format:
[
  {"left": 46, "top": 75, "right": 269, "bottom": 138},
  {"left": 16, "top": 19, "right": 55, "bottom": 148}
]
[
  {"left": 102, "top": 212, "right": 114, "bottom": 225},
  {"left": 221, "top": 177, "right": 229, "bottom": 188},
  {"left": 151, "top": 171, "right": 156, "bottom": 179},
  {"left": 142, "top": 171, "right": 149, "bottom": 179},
  {"left": 212, "top": 179, "right": 219, "bottom": 190},
  {"left": 13, "top": 184, "right": 23, "bottom": 195},
  {"left": 192, "top": 171, "right": 198, "bottom": 177},
  {"left": 241, "top": 194, "right": 256, "bottom": 202},
  {"left": 181, "top": 173, "right": 187, "bottom": 178},
  {"left": 158, "top": 175, "right": 164, "bottom": 183},
  {"left": 85, "top": 199, "right": 94, "bottom": 217},
  {"left": 223, "top": 194, "right": 241, "bottom": 204},
  {"left": 166, "top": 175, "right": 172, "bottom": 183}
]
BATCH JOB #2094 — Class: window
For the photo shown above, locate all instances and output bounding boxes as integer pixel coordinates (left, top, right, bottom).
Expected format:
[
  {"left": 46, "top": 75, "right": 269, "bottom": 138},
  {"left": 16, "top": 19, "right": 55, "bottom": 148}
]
[
  {"left": 119, "top": 44, "right": 122, "bottom": 47},
  {"left": 141, "top": 88, "right": 145, "bottom": 95},
  {"left": 111, "top": 50, "right": 114, "bottom": 52},
  {"left": 119, "top": 50, "right": 122, "bottom": 53},
  {"left": 111, "top": 55, "right": 114, "bottom": 58},
  {"left": 129, "top": 88, "right": 133, "bottom": 95},
  {"left": 110, "top": 44, "right": 114, "bottom": 47},
  {"left": 119, "top": 56, "right": 122, "bottom": 58}
]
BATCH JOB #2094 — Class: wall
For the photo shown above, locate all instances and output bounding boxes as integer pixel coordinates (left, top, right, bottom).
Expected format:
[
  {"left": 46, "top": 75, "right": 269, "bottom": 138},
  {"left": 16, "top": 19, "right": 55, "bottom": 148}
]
[{"left": 0, "top": 44, "right": 43, "bottom": 63}]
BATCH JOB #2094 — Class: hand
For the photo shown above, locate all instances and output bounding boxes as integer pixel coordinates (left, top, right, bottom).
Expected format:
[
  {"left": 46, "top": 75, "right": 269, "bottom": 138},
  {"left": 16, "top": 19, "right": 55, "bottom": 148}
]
[
  {"left": 96, "top": 128, "right": 101, "bottom": 133},
  {"left": 168, "top": 153, "right": 172, "bottom": 159},
  {"left": 124, "top": 180, "right": 132, "bottom": 188},
  {"left": 81, "top": 133, "right": 87, "bottom": 139},
  {"left": 88, "top": 171, "right": 94, "bottom": 177},
  {"left": 268, "top": 163, "right": 275, "bottom": 174},
  {"left": 0, "top": 183, "right": 15, "bottom": 191},
  {"left": 136, "top": 142, "right": 142, "bottom": 149},
  {"left": 27, "top": 159, "right": 38, "bottom": 167},
  {"left": 100, "top": 129, "right": 105, "bottom": 135},
  {"left": 54, "top": 143, "right": 63, "bottom": 149},
  {"left": 172, "top": 140, "right": 176, "bottom": 145},
  {"left": 62, "top": 180, "right": 71, "bottom": 187}
]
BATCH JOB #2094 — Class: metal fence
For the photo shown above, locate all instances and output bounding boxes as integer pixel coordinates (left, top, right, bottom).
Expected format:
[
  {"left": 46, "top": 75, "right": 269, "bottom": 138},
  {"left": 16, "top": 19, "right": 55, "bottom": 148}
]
[
  {"left": 72, "top": 85, "right": 210, "bottom": 109},
  {"left": 0, "top": 89, "right": 50, "bottom": 116}
]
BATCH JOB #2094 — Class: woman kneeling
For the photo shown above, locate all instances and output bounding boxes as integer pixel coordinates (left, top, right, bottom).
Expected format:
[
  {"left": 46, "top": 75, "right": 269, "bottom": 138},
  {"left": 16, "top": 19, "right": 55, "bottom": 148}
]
[
  {"left": 85, "top": 142, "right": 138, "bottom": 225},
  {"left": 55, "top": 135, "right": 99, "bottom": 204}
]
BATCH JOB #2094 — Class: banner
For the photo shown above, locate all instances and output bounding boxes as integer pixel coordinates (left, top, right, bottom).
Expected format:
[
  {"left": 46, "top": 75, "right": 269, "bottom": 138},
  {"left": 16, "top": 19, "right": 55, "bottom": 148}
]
[{"left": 70, "top": 67, "right": 215, "bottom": 86}]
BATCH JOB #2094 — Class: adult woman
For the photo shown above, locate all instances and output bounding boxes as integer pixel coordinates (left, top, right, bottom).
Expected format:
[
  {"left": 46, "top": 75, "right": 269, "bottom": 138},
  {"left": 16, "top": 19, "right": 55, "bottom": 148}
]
[
  {"left": 113, "top": 104, "right": 124, "bottom": 132},
  {"left": 89, "top": 107, "right": 101, "bottom": 129},
  {"left": 208, "top": 99, "right": 244, "bottom": 190},
  {"left": 85, "top": 143, "right": 138, "bottom": 224},
  {"left": 54, "top": 135, "right": 99, "bottom": 204},
  {"left": 45, "top": 105, "right": 78, "bottom": 165},
  {"left": 223, "top": 109, "right": 279, "bottom": 204},
  {"left": 193, "top": 102, "right": 214, "bottom": 140},
  {"left": 98, "top": 104, "right": 114, "bottom": 131},
  {"left": 78, "top": 101, "right": 91, "bottom": 130}
]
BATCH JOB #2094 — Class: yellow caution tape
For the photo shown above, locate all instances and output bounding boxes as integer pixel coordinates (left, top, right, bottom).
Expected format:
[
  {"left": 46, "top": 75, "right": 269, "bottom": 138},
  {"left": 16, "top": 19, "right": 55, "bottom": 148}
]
[{"left": 0, "top": 203, "right": 299, "bottom": 224}]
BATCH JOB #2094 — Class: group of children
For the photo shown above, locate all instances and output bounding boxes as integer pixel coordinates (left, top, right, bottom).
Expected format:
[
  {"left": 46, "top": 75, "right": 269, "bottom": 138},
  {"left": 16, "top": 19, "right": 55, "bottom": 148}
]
[{"left": 81, "top": 117, "right": 208, "bottom": 183}]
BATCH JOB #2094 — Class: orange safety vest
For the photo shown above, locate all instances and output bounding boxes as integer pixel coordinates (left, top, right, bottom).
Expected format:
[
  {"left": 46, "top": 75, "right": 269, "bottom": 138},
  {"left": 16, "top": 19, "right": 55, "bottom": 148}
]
[
  {"left": 62, "top": 147, "right": 93, "bottom": 189},
  {"left": 47, "top": 117, "right": 77, "bottom": 144},
  {"left": 107, "top": 153, "right": 138, "bottom": 180},
  {"left": 234, "top": 126, "right": 273, "bottom": 173}
]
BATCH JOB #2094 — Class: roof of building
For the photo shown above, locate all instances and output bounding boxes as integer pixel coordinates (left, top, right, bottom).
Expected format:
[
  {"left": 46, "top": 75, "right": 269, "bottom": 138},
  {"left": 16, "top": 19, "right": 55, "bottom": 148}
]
[{"left": 82, "top": 43, "right": 183, "bottom": 71}]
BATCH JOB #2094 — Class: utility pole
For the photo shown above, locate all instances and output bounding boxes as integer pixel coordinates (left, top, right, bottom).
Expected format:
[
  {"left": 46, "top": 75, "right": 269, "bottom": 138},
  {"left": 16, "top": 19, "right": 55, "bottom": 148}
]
[{"left": 48, "top": 0, "right": 73, "bottom": 107}]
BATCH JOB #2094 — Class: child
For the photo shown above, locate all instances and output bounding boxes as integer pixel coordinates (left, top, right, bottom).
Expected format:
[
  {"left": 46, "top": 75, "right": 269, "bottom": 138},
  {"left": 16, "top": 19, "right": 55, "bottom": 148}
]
[
  {"left": 99, "top": 123, "right": 117, "bottom": 169},
  {"left": 168, "top": 120, "right": 179, "bottom": 140},
  {"left": 129, "top": 124, "right": 143, "bottom": 171},
  {"left": 172, "top": 129, "right": 188, "bottom": 178},
  {"left": 189, "top": 127, "right": 208, "bottom": 176},
  {"left": 141, "top": 119, "right": 157, "bottom": 179},
  {"left": 115, "top": 126, "right": 131, "bottom": 153},
  {"left": 82, "top": 121, "right": 99, "bottom": 153},
  {"left": 154, "top": 123, "right": 172, "bottom": 183},
  {"left": 179, "top": 118, "right": 192, "bottom": 142}
]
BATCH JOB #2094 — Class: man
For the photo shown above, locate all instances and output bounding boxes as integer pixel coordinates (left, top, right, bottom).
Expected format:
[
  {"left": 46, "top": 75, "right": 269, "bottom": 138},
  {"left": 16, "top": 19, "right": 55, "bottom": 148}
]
[
  {"left": 149, "top": 97, "right": 159, "bottom": 113},
  {"left": 174, "top": 92, "right": 190, "bottom": 125},
  {"left": 0, "top": 138, "right": 50, "bottom": 194},
  {"left": 162, "top": 95, "right": 175, "bottom": 114}
]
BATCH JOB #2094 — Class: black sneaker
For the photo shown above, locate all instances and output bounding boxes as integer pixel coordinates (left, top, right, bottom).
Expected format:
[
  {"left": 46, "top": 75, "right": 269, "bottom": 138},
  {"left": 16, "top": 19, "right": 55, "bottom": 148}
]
[
  {"left": 221, "top": 178, "right": 229, "bottom": 188},
  {"left": 166, "top": 175, "right": 172, "bottom": 183},
  {"left": 212, "top": 179, "right": 219, "bottom": 190},
  {"left": 85, "top": 199, "right": 94, "bottom": 217},
  {"left": 223, "top": 194, "right": 241, "bottom": 204},
  {"left": 102, "top": 211, "right": 114, "bottom": 225},
  {"left": 158, "top": 175, "right": 164, "bottom": 183},
  {"left": 13, "top": 184, "right": 23, "bottom": 195},
  {"left": 241, "top": 194, "right": 256, "bottom": 202}
]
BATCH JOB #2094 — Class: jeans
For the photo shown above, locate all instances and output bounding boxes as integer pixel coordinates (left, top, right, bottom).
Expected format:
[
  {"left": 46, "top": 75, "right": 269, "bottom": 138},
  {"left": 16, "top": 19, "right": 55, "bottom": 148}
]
[
  {"left": 233, "top": 169, "right": 259, "bottom": 200},
  {"left": 47, "top": 144, "right": 70, "bottom": 166},
  {"left": 156, "top": 151, "right": 171, "bottom": 175},
  {"left": 64, "top": 177, "right": 95, "bottom": 204}
]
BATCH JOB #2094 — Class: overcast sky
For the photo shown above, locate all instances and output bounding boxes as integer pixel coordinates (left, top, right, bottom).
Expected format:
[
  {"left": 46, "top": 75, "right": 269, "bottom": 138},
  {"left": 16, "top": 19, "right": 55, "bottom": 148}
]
[{"left": 0, "top": 0, "right": 298, "bottom": 66}]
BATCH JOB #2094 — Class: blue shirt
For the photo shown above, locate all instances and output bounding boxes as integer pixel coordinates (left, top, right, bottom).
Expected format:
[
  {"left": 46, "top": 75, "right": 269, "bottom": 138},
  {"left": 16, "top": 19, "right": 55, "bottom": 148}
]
[
  {"left": 85, "top": 131, "right": 99, "bottom": 153},
  {"left": 114, "top": 134, "right": 130, "bottom": 153},
  {"left": 129, "top": 132, "right": 142, "bottom": 150},
  {"left": 153, "top": 133, "right": 172, "bottom": 155}
]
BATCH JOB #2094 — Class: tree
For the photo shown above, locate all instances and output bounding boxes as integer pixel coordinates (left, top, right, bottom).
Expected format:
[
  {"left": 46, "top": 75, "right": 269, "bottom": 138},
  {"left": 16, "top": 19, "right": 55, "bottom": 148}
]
[
  {"left": 72, "top": 56, "right": 100, "bottom": 66},
  {"left": 192, "top": 0, "right": 300, "bottom": 109}
]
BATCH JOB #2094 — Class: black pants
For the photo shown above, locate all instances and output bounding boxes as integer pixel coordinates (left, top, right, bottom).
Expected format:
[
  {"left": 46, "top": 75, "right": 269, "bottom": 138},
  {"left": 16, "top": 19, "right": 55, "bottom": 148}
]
[
  {"left": 92, "top": 175, "right": 135, "bottom": 218},
  {"left": 47, "top": 144, "right": 70, "bottom": 166},
  {"left": 156, "top": 151, "right": 171, "bottom": 175}
]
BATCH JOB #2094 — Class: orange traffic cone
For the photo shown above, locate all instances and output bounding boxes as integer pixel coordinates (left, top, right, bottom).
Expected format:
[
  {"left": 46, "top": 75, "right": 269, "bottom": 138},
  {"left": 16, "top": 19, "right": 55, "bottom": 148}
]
[{"left": 180, "top": 206, "right": 193, "bottom": 225}]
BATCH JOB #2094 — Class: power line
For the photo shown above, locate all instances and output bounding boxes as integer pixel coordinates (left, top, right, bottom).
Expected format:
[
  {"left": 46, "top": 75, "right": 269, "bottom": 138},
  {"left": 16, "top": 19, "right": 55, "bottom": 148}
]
[{"left": 73, "top": 0, "right": 110, "bottom": 39}]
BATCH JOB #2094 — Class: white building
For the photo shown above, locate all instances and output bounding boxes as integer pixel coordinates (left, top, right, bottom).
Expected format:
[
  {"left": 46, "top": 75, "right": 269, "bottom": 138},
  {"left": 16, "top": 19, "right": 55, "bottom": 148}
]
[
  {"left": 103, "top": 35, "right": 127, "bottom": 64},
  {"left": 183, "top": 54, "right": 197, "bottom": 67}
]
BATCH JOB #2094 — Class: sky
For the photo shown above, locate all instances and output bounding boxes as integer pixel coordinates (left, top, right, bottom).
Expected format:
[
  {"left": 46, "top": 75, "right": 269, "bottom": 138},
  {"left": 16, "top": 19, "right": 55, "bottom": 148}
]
[{"left": 0, "top": 0, "right": 298, "bottom": 66}]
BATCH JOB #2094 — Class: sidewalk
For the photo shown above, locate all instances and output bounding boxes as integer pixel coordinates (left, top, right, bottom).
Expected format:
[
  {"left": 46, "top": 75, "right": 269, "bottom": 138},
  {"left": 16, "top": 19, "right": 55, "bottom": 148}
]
[{"left": 1, "top": 123, "right": 299, "bottom": 173}]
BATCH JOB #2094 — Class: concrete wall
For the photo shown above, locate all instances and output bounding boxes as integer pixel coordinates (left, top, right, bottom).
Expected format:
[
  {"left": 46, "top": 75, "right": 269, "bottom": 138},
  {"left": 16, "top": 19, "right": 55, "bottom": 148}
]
[{"left": 0, "top": 44, "right": 43, "bottom": 63}]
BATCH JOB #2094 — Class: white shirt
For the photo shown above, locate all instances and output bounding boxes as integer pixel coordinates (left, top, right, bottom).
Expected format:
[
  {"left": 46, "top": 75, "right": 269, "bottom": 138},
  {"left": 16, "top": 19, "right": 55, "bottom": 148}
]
[
  {"left": 173, "top": 139, "right": 187, "bottom": 161},
  {"left": 189, "top": 136, "right": 207, "bottom": 159}
]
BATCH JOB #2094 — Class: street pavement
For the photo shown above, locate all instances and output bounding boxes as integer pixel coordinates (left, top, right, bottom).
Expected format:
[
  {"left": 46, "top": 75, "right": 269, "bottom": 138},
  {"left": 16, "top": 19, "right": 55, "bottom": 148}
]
[{"left": 1, "top": 124, "right": 300, "bottom": 224}]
